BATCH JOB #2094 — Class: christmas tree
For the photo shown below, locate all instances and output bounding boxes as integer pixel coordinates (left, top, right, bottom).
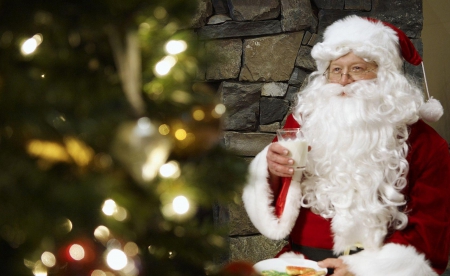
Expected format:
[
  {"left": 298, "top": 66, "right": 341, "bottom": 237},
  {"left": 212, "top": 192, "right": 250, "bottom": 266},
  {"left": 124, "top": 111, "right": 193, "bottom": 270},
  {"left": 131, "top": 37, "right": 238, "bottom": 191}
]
[{"left": 0, "top": 0, "right": 248, "bottom": 275}]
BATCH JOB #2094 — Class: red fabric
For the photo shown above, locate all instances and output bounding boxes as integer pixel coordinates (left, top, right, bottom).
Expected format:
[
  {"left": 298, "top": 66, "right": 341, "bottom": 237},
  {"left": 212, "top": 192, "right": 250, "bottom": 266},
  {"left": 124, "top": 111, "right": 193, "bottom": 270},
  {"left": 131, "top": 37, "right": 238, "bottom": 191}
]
[
  {"left": 273, "top": 115, "right": 450, "bottom": 274},
  {"left": 365, "top": 17, "right": 422, "bottom": 65}
]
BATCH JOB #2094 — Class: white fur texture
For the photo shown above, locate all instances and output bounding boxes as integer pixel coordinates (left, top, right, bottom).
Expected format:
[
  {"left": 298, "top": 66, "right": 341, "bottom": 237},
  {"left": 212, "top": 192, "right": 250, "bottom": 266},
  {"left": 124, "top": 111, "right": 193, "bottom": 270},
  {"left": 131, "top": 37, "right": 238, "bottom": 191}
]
[
  {"left": 278, "top": 252, "right": 305, "bottom": 259},
  {"left": 311, "top": 15, "right": 402, "bottom": 74},
  {"left": 242, "top": 145, "right": 302, "bottom": 240},
  {"left": 419, "top": 97, "right": 444, "bottom": 122},
  {"left": 341, "top": 243, "right": 437, "bottom": 276}
]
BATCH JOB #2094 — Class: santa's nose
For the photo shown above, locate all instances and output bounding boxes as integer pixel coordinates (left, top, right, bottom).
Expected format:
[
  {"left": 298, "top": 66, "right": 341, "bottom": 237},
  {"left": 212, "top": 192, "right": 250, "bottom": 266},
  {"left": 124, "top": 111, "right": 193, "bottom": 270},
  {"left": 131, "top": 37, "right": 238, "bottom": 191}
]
[{"left": 338, "top": 73, "right": 355, "bottom": 86}]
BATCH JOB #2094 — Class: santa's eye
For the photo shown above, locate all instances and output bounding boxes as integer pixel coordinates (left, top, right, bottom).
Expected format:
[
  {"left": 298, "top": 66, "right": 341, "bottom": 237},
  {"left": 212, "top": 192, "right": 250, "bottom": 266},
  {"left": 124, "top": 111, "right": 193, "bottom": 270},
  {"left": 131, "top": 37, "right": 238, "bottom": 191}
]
[
  {"left": 351, "top": 66, "right": 365, "bottom": 72},
  {"left": 330, "top": 67, "right": 341, "bottom": 74}
]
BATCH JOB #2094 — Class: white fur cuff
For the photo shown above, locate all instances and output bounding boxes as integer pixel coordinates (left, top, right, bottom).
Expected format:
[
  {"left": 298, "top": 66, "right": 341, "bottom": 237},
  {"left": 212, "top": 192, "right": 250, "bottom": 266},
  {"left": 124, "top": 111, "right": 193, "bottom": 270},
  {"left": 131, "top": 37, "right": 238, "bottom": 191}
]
[
  {"left": 340, "top": 243, "right": 437, "bottom": 276},
  {"left": 242, "top": 145, "right": 302, "bottom": 240}
]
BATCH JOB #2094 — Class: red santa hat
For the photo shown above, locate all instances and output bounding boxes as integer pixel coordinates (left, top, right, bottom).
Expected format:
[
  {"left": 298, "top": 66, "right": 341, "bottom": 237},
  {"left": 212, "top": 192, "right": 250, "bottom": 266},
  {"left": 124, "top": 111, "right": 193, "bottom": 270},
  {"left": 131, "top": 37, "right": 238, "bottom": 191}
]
[{"left": 311, "top": 15, "right": 443, "bottom": 122}]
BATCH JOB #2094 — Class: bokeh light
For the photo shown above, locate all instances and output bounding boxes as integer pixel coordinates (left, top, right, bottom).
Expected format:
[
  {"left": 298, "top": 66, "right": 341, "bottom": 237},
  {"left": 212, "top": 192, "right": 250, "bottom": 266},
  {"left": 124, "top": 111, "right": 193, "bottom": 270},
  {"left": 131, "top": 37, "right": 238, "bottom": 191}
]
[
  {"left": 69, "top": 244, "right": 85, "bottom": 261},
  {"left": 158, "top": 124, "right": 170, "bottom": 135},
  {"left": 192, "top": 109, "right": 205, "bottom": 121},
  {"left": 106, "top": 249, "right": 128, "bottom": 270},
  {"left": 91, "top": 270, "right": 106, "bottom": 276},
  {"left": 174, "top": 129, "right": 187, "bottom": 141},
  {"left": 112, "top": 206, "right": 128, "bottom": 221},
  {"left": 21, "top": 34, "right": 43, "bottom": 55},
  {"left": 212, "top": 104, "right": 226, "bottom": 118},
  {"left": 124, "top": 242, "right": 139, "bottom": 257},
  {"left": 165, "top": 40, "right": 187, "bottom": 55},
  {"left": 102, "top": 199, "right": 117, "bottom": 216},
  {"left": 94, "top": 225, "right": 110, "bottom": 244},
  {"left": 155, "top": 56, "right": 177, "bottom": 76},
  {"left": 159, "top": 161, "right": 180, "bottom": 178},
  {"left": 172, "top": 196, "right": 189, "bottom": 215},
  {"left": 33, "top": 261, "right": 47, "bottom": 276},
  {"left": 41, "top": 252, "right": 56, "bottom": 267}
]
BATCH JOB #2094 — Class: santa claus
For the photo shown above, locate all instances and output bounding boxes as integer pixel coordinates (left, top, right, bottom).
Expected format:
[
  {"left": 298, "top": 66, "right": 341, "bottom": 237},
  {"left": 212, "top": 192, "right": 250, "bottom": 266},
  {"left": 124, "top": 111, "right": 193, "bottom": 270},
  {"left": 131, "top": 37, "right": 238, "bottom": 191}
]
[{"left": 242, "top": 15, "right": 450, "bottom": 276}]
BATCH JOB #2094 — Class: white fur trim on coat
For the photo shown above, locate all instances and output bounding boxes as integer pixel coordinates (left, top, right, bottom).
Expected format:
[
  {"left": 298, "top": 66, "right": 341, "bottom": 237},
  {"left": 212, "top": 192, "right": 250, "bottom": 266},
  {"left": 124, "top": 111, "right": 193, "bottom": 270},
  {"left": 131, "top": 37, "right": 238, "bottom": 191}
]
[
  {"left": 242, "top": 145, "right": 302, "bottom": 240},
  {"left": 340, "top": 243, "right": 437, "bottom": 276}
]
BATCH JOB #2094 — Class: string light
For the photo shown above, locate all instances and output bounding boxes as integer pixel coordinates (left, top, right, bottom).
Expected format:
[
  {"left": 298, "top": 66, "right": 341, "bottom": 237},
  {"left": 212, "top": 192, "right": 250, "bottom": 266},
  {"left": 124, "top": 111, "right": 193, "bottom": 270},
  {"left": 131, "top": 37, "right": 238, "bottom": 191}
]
[
  {"left": 174, "top": 129, "right": 187, "bottom": 141},
  {"left": 165, "top": 40, "right": 187, "bottom": 55},
  {"left": 21, "top": 34, "right": 43, "bottom": 55},
  {"left": 94, "top": 225, "right": 110, "bottom": 244},
  {"left": 159, "top": 161, "right": 180, "bottom": 178},
  {"left": 158, "top": 124, "right": 170, "bottom": 135},
  {"left": 106, "top": 249, "right": 128, "bottom": 270},
  {"left": 192, "top": 109, "right": 205, "bottom": 121},
  {"left": 154, "top": 56, "right": 177, "bottom": 76},
  {"left": 68, "top": 244, "right": 85, "bottom": 261},
  {"left": 102, "top": 199, "right": 117, "bottom": 216},
  {"left": 172, "top": 196, "right": 189, "bottom": 215},
  {"left": 40, "top": 252, "right": 56, "bottom": 267}
]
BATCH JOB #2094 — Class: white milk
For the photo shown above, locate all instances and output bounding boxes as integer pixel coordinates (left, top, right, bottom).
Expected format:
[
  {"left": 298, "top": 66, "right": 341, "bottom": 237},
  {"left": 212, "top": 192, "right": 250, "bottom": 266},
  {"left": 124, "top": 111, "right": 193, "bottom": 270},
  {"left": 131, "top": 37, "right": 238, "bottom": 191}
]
[{"left": 278, "top": 139, "right": 308, "bottom": 170}]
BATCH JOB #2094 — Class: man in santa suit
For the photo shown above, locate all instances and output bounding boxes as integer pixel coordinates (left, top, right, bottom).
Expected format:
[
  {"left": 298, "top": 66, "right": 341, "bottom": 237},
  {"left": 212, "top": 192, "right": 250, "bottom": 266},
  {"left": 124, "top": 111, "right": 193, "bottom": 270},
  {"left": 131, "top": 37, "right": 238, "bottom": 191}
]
[{"left": 242, "top": 15, "right": 450, "bottom": 276}]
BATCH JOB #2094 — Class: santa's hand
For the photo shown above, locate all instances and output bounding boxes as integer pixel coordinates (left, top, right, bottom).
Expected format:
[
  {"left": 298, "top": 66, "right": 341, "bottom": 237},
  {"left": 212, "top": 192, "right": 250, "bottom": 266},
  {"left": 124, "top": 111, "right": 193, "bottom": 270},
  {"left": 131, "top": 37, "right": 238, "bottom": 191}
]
[
  {"left": 267, "top": 142, "right": 294, "bottom": 177},
  {"left": 318, "top": 258, "right": 354, "bottom": 276}
]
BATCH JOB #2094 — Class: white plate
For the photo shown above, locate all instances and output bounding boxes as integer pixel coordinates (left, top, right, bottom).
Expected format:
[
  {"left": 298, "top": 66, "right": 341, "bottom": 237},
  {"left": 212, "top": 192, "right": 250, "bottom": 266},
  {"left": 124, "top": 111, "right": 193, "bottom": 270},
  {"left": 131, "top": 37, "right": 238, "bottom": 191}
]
[{"left": 253, "top": 258, "right": 327, "bottom": 274}]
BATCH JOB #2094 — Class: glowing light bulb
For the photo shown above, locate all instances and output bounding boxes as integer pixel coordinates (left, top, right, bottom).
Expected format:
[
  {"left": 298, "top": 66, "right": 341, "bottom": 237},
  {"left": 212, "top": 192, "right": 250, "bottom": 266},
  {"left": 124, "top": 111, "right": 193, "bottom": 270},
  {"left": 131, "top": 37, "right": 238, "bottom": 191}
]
[
  {"left": 158, "top": 124, "right": 170, "bottom": 135},
  {"left": 165, "top": 40, "right": 187, "bottom": 55},
  {"left": 155, "top": 56, "right": 177, "bottom": 76},
  {"left": 106, "top": 249, "right": 128, "bottom": 270},
  {"left": 173, "top": 196, "right": 189, "bottom": 214},
  {"left": 69, "top": 244, "right": 85, "bottom": 261},
  {"left": 192, "top": 109, "right": 205, "bottom": 121},
  {"left": 41, "top": 252, "right": 56, "bottom": 267},
  {"left": 102, "top": 199, "right": 117, "bottom": 216},
  {"left": 21, "top": 34, "right": 43, "bottom": 55},
  {"left": 94, "top": 225, "right": 110, "bottom": 243},
  {"left": 174, "top": 129, "right": 187, "bottom": 141},
  {"left": 159, "top": 161, "right": 180, "bottom": 178},
  {"left": 213, "top": 104, "right": 227, "bottom": 116}
]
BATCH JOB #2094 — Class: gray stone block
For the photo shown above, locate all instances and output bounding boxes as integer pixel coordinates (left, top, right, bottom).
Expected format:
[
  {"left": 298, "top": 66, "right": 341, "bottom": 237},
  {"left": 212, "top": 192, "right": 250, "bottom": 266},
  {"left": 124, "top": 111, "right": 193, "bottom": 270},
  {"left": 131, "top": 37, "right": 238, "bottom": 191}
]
[
  {"left": 190, "top": 0, "right": 214, "bottom": 29},
  {"left": 205, "top": 39, "right": 242, "bottom": 80},
  {"left": 259, "top": 122, "right": 281, "bottom": 133},
  {"left": 228, "top": 0, "right": 280, "bottom": 21},
  {"left": 289, "top": 67, "right": 310, "bottom": 86},
  {"left": 261, "top": 82, "right": 289, "bottom": 97},
  {"left": 344, "top": 0, "right": 372, "bottom": 11},
  {"left": 198, "top": 20, "right": 283, "bottom": 40},
  {"left": 281, "top": 0, "right": 318, "bottom": 32},
  {"left": 220, "top": 82, "right": 262, "bottom": 131},
  {"left": 260, "top": 97, "right": 290, "bottom": 125},
  {"left": 223, "top": 132, "right": 275, "bottom": 156},
  {"left": 295, "top": 46, "right": 316, "bottom": 72},
  {"left": 239, "top": 32, "right": 304, "bottom": 82},
  {"left": 212, "top": 0, "right": 229, "bottom": 14},
  {"left": 312, "top": 0, "right": 345, "bottom": 10}
]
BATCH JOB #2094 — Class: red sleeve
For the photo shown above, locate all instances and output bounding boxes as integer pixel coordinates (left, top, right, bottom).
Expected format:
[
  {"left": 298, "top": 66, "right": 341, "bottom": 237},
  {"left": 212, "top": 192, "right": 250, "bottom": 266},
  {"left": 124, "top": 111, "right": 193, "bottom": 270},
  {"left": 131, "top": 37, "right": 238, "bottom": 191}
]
[
  {"left": 385, "top": 120, "right": 450, "bottom": 274},
  {"left": 273, "top": 114, "right": 301, "bottom": 217}
]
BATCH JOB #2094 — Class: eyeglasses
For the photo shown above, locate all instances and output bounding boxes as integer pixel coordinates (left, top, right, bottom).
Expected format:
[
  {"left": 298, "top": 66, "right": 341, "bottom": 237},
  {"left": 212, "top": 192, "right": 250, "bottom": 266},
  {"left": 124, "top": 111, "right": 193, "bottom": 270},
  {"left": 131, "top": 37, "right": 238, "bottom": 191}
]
[{"left": 324, "top": 65, "right": 378, "bottom": 82}]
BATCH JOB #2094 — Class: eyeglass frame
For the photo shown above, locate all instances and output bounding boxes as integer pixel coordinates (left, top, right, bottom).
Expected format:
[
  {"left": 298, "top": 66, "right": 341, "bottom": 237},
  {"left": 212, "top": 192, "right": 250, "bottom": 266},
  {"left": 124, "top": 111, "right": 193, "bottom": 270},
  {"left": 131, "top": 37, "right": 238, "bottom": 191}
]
[{"left": 323, "top": 64, "right": 378, "bottom": 82}]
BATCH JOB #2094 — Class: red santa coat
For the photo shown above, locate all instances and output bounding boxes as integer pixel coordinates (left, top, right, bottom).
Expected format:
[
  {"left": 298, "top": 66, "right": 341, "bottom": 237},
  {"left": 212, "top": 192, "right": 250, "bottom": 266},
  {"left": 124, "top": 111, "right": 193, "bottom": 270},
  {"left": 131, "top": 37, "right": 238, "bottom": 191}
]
[{"left": 242, "top": 114, "right": 450, "bottom": 276}]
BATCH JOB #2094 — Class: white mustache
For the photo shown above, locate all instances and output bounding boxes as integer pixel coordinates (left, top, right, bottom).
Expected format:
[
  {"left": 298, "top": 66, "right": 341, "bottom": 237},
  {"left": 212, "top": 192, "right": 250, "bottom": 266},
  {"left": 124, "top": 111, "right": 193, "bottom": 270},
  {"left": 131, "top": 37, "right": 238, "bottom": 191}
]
[{"left": 320, "top": 80, "right": 379, "bottom": 98}]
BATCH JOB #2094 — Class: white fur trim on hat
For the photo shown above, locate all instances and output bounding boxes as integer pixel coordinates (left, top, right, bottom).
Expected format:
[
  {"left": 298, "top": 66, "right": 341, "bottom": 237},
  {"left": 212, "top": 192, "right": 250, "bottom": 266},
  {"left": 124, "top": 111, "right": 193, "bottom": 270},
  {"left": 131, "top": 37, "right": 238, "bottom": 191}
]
[
  {"left": 242, "top": 145, "right": 302, "bottom": 240},
  {"left": 419, "top": 97, "right": 444, "bottom": 122},
  {"left": 311, "top": 15, "right": 402, "bottom": 73},
  {"left": 340, "top": 243, "right": 437, "bottom": 276}
]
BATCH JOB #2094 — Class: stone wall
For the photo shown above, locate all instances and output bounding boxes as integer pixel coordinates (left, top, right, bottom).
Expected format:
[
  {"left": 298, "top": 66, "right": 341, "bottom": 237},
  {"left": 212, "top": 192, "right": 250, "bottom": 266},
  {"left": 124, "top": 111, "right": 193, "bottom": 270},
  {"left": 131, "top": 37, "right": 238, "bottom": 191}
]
[{"left": 191, "top": 0, "right": 424, "bottom": 265}]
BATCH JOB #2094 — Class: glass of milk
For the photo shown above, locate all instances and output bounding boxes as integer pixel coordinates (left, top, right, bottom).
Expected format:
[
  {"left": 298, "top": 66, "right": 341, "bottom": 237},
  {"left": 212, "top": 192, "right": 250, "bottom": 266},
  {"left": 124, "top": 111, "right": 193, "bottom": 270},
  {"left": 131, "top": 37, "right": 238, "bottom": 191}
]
[{"left": 276, "top": 128, "right": 308, "bottom": 171}]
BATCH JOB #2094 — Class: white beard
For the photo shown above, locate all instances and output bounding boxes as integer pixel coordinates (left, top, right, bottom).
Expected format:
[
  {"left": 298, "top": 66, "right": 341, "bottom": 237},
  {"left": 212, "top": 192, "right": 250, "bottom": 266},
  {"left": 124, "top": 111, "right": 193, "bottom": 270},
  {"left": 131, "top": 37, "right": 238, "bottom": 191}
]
[{"left": 293, "top": 77, "right": 421, "bottom": 253}]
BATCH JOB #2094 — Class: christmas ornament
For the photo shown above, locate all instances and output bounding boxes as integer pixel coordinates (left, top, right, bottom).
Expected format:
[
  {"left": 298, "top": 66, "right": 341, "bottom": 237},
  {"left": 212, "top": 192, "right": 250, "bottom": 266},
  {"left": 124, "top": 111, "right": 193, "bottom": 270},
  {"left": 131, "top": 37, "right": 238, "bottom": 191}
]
[{"left": 112, "top": 117, "right": 172, "bottom": 184}]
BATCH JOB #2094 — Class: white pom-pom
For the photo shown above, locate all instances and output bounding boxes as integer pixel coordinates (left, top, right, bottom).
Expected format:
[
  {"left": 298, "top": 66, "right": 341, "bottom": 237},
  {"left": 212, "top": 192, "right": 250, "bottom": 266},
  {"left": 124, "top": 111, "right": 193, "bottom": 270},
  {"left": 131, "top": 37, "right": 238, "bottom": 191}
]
[{"left": 419, "top": 97, "right": 444, "bottom": 122}]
